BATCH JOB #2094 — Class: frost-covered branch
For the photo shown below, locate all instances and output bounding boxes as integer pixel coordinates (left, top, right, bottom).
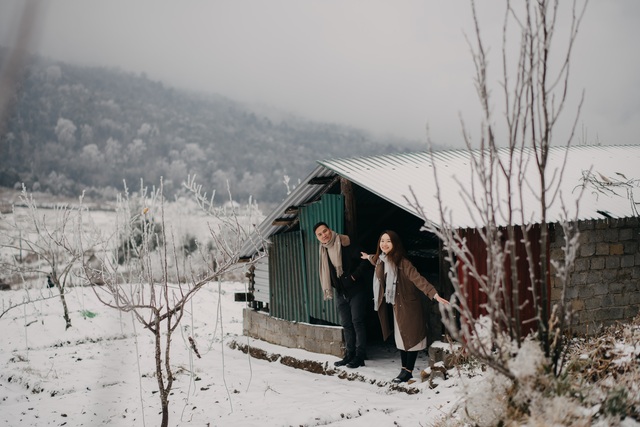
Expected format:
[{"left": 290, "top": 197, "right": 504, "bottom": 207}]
[{"left": 408, "top": 0, "right": 587, "bottom": 388}]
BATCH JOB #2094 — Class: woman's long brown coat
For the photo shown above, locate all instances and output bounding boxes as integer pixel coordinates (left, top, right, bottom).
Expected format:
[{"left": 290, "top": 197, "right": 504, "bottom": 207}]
[{"left": 373, "top": 258, "right": 438, "bottom": 350}]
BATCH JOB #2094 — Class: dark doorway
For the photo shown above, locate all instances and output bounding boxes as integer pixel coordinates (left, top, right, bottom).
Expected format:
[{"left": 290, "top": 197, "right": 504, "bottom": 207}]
[{"left": 350, "top": 184, "right": 447, "bottom": 347}]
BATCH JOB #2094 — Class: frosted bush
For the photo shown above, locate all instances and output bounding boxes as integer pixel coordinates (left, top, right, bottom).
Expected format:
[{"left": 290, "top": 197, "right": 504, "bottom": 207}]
[
  {"left": 457, "top": 370, "right": 511, "bottom": 426},
  {"left": 509, "top": 338, "right": 545, "bottom": 380},
  {"left": 528, "top": 395, "right": 593, "bottom": 426},
  {"left": 466, "top": 315, "right": 513, "bottom": 360}
]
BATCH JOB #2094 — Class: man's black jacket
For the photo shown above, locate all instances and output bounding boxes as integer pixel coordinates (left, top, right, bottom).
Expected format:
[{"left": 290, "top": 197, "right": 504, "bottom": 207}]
[{"left": 327, "top": 242, "right": 373, "bottom": 298}]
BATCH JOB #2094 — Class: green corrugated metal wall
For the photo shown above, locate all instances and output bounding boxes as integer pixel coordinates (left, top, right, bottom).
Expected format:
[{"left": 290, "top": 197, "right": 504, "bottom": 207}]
[
  {"left": 268, "top": 194, "right": 344, "bottom": 324},
  {"left": 269, "top": 231, "right": 307, "bottom": 322},
  {"left": 299, "top": 194, "right": 344, "bottom": 324}
]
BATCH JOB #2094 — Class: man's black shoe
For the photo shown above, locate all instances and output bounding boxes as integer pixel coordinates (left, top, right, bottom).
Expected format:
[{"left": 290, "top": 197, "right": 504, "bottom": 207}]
[
  {"left": 334, "top": 354, "right": 354, "bottom": 367},
  {"left": 346, "top": 356, "right": 365, "bottom": 368}
]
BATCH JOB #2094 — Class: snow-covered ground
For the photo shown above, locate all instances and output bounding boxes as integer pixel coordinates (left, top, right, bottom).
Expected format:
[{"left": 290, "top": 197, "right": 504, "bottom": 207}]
[
  {"left": 1, "top": 281, "right": 470, "bottom": 426},
  {"left": 1, "top": 196, "right": 639, "bottom": 426}
]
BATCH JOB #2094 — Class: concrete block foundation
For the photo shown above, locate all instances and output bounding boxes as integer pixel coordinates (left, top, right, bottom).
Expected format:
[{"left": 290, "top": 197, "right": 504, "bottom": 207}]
[{"left": 243, "top": 308, "right": 344, "bottom": 357}]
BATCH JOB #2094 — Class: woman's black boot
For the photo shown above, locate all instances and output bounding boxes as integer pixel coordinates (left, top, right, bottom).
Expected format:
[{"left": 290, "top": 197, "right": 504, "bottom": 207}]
[{"left": 391, "top": 367, "right": 413, "bottom": 383}]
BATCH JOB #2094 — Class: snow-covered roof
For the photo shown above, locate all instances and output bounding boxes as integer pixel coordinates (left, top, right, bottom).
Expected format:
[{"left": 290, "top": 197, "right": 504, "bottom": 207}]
[
  {"left": 320, "top": 144, "right": 640, "bottom": 229},
  {"left": 240, "top": 145, "right": 640, "bottom": 259}
]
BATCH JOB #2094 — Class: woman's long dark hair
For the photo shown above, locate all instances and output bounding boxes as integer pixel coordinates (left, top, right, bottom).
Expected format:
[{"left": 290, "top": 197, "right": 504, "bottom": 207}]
[{"left": 374, "top": 230, "right": 406, "bottom": 265}]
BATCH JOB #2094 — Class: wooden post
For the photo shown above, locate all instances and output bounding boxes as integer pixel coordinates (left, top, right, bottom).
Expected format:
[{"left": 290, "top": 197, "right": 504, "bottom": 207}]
[{"left": 340, "top": 178, "right": 357, "bottom": 239}]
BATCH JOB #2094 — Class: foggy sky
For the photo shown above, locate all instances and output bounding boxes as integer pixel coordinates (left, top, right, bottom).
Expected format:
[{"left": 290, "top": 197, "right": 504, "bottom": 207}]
[{"left": 1, "top": 0, "right": 639, "bottom": 148}]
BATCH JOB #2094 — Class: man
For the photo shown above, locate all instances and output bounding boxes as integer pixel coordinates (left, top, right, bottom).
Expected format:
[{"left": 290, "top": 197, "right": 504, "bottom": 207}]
[{"left": 314, "top": 221, "right": 372, "bottom": 368}]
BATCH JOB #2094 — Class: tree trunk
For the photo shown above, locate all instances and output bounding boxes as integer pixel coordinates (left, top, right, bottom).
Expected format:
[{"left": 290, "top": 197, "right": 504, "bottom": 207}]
[
  {"left": 56, "top": 284, "right": 72, "bottom": 329},
  {"left": 160, "top": 404, "right": 169, "bottom": 427},
  {"left": 153, "top": 322, "right": 170, "bottom": 427}
]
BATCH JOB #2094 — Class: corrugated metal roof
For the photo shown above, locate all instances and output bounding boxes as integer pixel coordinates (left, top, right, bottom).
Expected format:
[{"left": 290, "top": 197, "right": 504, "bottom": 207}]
[
  {"left": 240, "top": 144, "right": 640, "bottom": 258},
  {"left": 238, "top": 165, "right": 339, "bottom": 258},
  {"left": 320, "top": 144, "right": 640, "bottom": 229}
]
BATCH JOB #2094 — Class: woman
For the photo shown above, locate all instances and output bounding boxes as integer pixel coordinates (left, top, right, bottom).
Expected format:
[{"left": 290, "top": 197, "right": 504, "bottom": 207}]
[{"left": 361, "top": 230, "right": 449, "bottom": 383}]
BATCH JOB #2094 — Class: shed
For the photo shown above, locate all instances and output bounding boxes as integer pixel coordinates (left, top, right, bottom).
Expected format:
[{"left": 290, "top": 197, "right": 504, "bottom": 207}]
[{"left": 240, "top": 145, "right": 640, "bottom": 355}]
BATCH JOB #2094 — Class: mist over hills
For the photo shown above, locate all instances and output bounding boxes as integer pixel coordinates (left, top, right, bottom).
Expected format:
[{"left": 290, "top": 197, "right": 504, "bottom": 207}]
[{"left": 0, "top": 48, "right": 431, "bottom": 205}]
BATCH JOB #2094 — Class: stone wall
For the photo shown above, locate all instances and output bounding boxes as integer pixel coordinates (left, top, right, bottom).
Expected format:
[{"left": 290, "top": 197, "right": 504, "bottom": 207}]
[
  {"left": 242, "top": 308, "right": 344, "bottom": 357},
  {"left": 550, "top": 217, "right": 640, "bottom": 335}
]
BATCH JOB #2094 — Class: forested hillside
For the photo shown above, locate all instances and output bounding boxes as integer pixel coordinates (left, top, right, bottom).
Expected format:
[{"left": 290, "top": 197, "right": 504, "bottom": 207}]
[{"left": 0, "top": 48, "right": 426, "bottom": 204}]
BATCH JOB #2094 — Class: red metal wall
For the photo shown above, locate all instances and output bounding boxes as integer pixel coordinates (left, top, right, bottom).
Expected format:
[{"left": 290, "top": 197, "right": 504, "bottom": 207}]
[{"left": 457, "top": 225, "right": 549, "bottom": 337}]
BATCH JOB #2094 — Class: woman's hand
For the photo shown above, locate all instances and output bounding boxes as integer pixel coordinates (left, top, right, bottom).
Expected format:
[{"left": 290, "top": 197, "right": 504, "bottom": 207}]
[
  {"left": 360, "top": 252, "right": 369, "bottom": 260},
  {"left": 434, "top": 294, "right": 449, "bottom": 305}
]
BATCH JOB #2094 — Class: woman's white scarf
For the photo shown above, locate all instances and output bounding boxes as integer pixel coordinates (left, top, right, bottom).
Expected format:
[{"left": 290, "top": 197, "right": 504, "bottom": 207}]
[
  {"left": 318, "top": 231, "right": 350, "bottom": 300},
  {"left": 373, "top": 253, "right": 397, "bottom": 309}
]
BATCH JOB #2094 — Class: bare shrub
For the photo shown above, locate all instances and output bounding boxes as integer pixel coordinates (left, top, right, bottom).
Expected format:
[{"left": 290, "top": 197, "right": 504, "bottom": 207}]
[
  {"left": 416, "top": 0, "right": 587, "bottom": 375},
  {"left": 408, "top": 0, "right": 591, "bottom": 422}
]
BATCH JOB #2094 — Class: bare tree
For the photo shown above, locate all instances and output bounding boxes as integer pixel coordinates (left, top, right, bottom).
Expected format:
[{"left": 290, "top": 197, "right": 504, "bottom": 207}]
[
  {"left": 410, "top": 0, "right": 588, "bottom": 381},
  {"left": 79, "top": 178, "right": 264, "bottom": 427},
  {"left": 0, "top": 186, "right": 105, "bottom": 328}
]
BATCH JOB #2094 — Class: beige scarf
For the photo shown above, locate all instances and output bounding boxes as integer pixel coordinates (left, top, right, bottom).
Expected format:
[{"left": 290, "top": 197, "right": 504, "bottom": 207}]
[{"left": 318, "top": 231, "right": 350, "bottom": 300}]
